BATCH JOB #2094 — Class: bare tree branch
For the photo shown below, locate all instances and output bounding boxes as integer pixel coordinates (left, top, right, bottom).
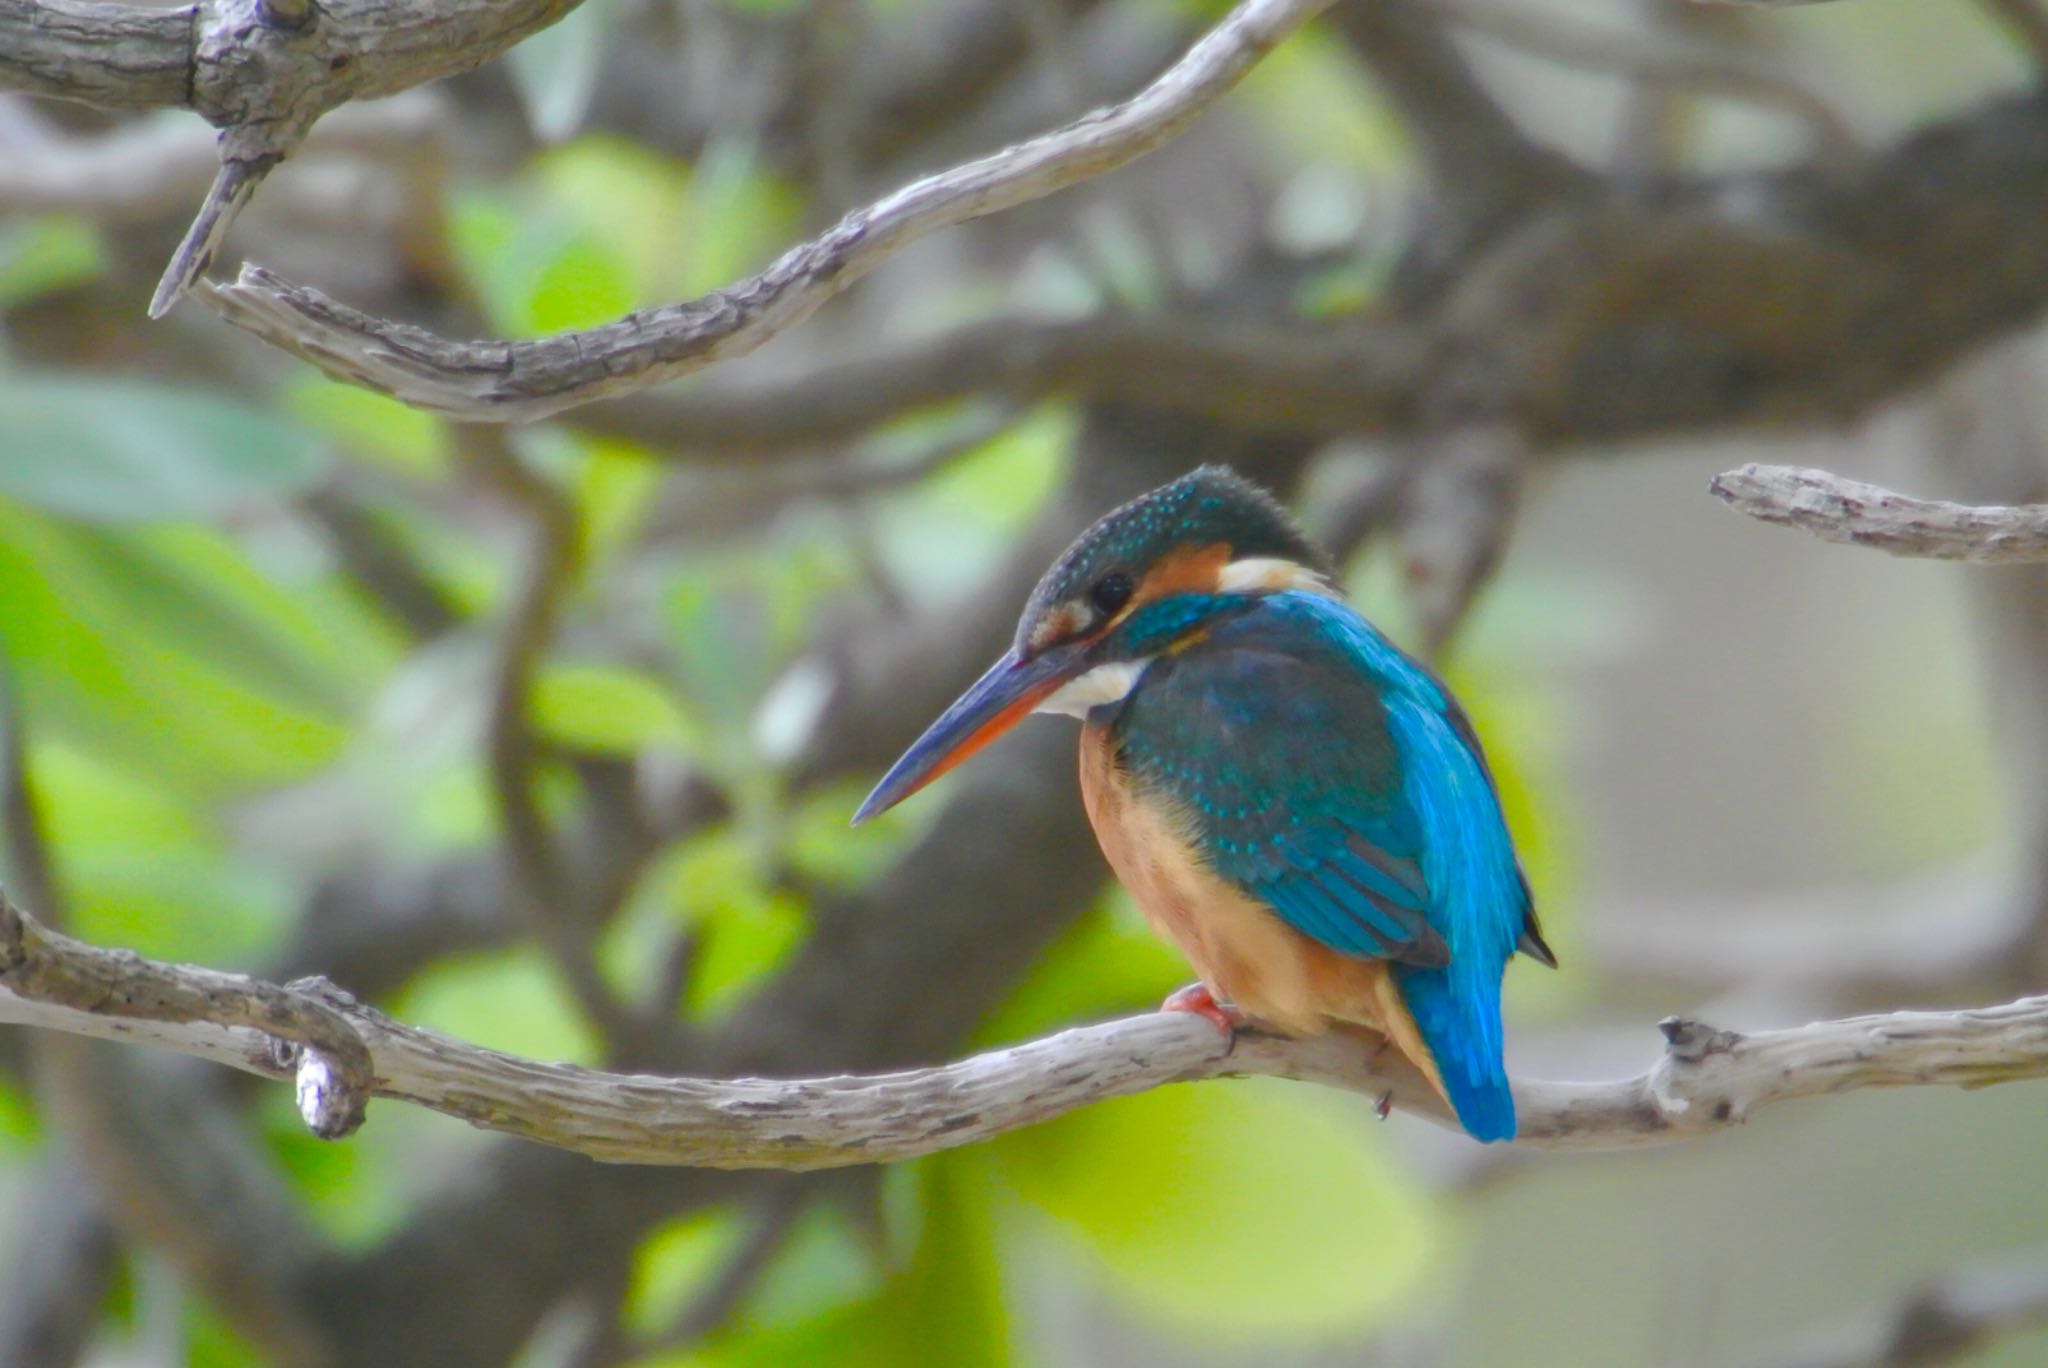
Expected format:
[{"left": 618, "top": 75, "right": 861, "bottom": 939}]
[
  {"left": 0, "top": 0, "right": 192, "bottom": 111},
  {"left": 461, "top": 429, "right": 645, "bottom": 1053},
  {"left": 2, "top": 892, "right": 2045, "bottom": 1166},
  {"left": 561, "top": 86, "right": 2048, "bottom": 464},
  {"left": 0, "top": 895, "right": 373, "bottom": 1139},
  {"left": 189, "top": 0, "right": 1338, "bottom": 420},
  {"left": 1, "top": 673, "right": 343, "bottom": 1367},
  {"left": 1, "top": 0, "right": 586, "bottom": 313},
  {"left": 1640, "top": 336, "right": 2048, "bottom": 1008},
  {"left": 572, "top": 314, "right": 1422, "bottom": 456},
  {"left": 1710, "top": 463, "right": 2048, "bottom": 562},
  {"left": 1397, "top": 421, "right": 1528, "bottom": 656}
]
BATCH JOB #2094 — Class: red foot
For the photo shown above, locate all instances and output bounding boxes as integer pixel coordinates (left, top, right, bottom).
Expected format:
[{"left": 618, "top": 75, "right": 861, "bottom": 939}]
[{"left": 1161, "top": 982, "right": 1245, "bottom": 1039}]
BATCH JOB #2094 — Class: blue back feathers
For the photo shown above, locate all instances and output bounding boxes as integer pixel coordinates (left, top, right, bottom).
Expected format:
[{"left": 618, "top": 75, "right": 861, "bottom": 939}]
[{"left": 1109, "top": 590, "right": 1536, "bottom": 1141}]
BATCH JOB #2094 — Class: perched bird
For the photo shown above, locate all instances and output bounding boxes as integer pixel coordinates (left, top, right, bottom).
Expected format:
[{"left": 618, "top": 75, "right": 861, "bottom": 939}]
[{"left": 852, "top": 466, "right": 1553, "bottom": 1141}]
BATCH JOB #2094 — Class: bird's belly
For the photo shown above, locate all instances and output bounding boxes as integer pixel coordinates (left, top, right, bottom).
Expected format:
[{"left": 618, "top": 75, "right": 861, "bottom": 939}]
[{"left": 1077, "top": 726, "right": 1414, "bottom": 1046}]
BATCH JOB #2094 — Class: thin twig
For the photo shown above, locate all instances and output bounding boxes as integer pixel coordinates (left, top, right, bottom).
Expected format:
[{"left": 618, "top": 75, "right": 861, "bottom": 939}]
[
  {"left": 463, "top": 431, "right": 643, "bottom": 1051},
  {"left": 1, "top": 897, "right": 2045, "bottom": 1167},
  {"left": 149, "top": 145, "right": 279, "bottom": 318},
  {"left": 1710, "top": 463, "right": 2048, "bottom": 562},
  {"left": 191, "top": 0, "right": 1339, "bottom": 420},
  {"left": 1398, "top": 422, "right": 1528, "bottom": 656},
  {"left": 571, "top": 315, "right": 1421, "bottom": 457}
]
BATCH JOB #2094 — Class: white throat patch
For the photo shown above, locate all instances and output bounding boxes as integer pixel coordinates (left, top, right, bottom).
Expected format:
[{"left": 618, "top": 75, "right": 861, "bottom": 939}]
[
  {"left": 1035, "top": 659, "right": 1151, "bottom": 719},
  {"left": 1215, "top": 557, "right": 1332, "bottom": 595}
]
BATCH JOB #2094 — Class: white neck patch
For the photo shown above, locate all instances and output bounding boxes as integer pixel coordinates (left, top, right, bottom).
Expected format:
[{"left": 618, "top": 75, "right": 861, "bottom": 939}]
[
  {"left": 1215, "top": 557, "right": 1332, "bottom": 595},
  {"left": 1035, "top": 659, "right": 1151, "bottom": 719}
]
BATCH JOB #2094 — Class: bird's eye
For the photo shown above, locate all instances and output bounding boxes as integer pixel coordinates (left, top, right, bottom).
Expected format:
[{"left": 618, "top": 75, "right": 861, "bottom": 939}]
[{"left": 1090, "top": 572, "right": 1134, "bottom": 617}]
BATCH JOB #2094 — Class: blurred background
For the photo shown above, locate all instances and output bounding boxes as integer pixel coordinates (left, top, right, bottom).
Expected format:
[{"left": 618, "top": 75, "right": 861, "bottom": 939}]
[{"left": 3, "top": 0, "right": 2048, "bottom": 1364}]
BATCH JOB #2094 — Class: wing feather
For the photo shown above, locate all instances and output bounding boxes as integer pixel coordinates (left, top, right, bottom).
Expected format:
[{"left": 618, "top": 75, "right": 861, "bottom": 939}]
[{"left": 1110, "top": 617, "right": 1450, "bottom": 968}]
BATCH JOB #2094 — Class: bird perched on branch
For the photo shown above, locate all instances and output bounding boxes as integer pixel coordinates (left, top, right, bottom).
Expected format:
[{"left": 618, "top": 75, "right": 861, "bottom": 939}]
[{"left": 853, "top": 466, "right": 1553, "bottom": 1141}]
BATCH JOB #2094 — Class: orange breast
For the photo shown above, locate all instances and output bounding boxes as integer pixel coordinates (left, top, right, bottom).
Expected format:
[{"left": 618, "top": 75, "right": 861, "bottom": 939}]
[{"left": 1077, "top": 726, "right": 1443, "bottom": 1095}]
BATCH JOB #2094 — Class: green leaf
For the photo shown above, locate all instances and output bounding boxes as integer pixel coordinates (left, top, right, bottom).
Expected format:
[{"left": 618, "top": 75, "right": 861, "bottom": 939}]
[
  {"left": 636, "top": 831, "right": 807, "bottom": 1021},
  {"left": 1237, "top": 24, "right": 1406, "bottom": 170},
  {"left": 393, "top": 946, "right": 603, "bottom": 1067},
  {"left": 62, "top": 521, "right": 389, "bottom": 714},
  {"left": 261, "top": 1086, "right": 415, "bottom": 1249},
  {"left": 528, "top": 232, "right": 636, "bottom": 335},
  {"left": 0, "top": 214, "right": 104, "bottom": 306},
  {"left": 285, "top": 376, "right": 449, "bottom": 480},
  {"left": 640, "top": 1162, "right": 1009, "bottom": 1368},
  {"left": 673, "top": 137, "right": 799, "bottom": 299},
  {"left": 988, "top": 1077, "right": 1439, "bottom": 1338},
  {"left": 625, "top": 1210, "right": 743, "bottom": 1337},
  {"left": 447, "top": 192, "right": 630, "bottom": 338},
  {"left": 1292, "top": 248, "right": 1393, "bottom": 319},
  {"left": 450, "top": 132, "right": 794, "bottom": 340},
  {"left": 972, "top": 894, "right": 1188, "bottom": 1048},
  {"left": 0, "top": 503, "right": 348, "bottom": 796},
  {"left": 532, "top": 137, "right": 692, "bottom": 302},
  {"left": 33, "top": 742, "right": 293, "bottom": 965},
  {"left": 0, "top": 374, "right": 327, "bottom": 523},
  {"left": 0, "top": 1077, "right": 40, "bottom": 1150},
  {"left": 784, "top": 780, "right": 918, "bottom": 890},
  {"left": 572, "top": 432, "right": 664, "bottom": 563},
  {"left": 730, "top": 1205, "right": 884, "bottom": 1336},
  {"left": 183, "top": 1298, "right": 266, "bottom": 1368},
  {"left": 872, "top": 407, "right": 1070, "bottom": 603},
  {"left": 530, "top": 662, "right": 697, "bottom": 755}
]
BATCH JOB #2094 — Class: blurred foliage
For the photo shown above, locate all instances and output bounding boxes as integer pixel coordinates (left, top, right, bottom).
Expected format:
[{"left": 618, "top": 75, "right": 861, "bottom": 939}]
[
  {"left": 0, "top": 80, "right": 1585, "bottom": 1355},
  {"left": 13, "top": 1, "right": 2036, "bottom": 1363},
  {"left": 0, "top": 214, "right": 104, "bottom": 307}
]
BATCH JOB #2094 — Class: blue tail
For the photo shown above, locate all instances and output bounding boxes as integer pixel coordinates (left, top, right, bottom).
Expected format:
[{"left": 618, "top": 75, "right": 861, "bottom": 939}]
[
  {"left": 1395, "top": 961, "right": 1515, "bottom": 1142},
  {"left": 1275, "top": 591, "right": 1528, "bottom": 1142}
]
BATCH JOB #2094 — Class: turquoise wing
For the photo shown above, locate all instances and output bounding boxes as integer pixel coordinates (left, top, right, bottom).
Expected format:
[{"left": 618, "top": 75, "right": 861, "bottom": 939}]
[
  {"left": 1110, "top": 617, "right": 1449, "bottom": 967},
  {"left": 1110, "top": 590, "right": 1548, "bottom": 1141}
]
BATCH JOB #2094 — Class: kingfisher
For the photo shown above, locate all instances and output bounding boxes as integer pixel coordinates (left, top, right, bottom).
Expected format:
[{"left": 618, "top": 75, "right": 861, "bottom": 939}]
[{"left": 852, "top": 466, "right": 1553, "bottom": 1141}]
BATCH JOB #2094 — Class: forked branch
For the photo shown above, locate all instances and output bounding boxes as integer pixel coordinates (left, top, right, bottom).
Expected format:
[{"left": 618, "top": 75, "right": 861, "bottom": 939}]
[{"left": 0, "top": 0, "right": 588, "bottom": 314}]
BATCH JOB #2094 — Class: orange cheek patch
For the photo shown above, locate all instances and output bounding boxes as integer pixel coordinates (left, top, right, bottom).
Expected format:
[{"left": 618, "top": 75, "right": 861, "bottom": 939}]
[{"left": 1132, "top": 542, "right": 1231, "bottom": 606}]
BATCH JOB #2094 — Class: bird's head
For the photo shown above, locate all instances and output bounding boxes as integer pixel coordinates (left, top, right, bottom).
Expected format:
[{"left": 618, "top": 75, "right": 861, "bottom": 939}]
[{"left": 852, "top": 465, "right": 1332, "bottom": 823}]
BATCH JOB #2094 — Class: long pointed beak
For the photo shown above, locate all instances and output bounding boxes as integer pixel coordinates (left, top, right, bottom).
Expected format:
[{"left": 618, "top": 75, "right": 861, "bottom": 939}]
[{"left": 852, "top": 643, "right": 1082, "bottom": 825}]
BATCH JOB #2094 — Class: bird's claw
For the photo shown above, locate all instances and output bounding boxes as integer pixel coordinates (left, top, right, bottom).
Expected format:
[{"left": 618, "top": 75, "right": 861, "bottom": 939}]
[{"left": 1161, "top": 982, "right": 1245, "bottom": 1041}]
